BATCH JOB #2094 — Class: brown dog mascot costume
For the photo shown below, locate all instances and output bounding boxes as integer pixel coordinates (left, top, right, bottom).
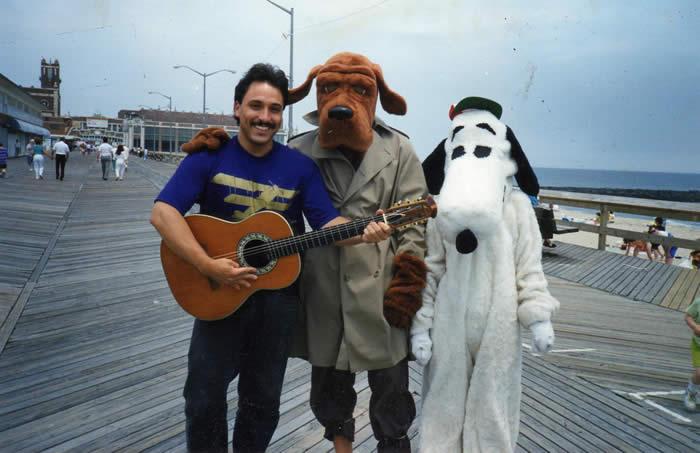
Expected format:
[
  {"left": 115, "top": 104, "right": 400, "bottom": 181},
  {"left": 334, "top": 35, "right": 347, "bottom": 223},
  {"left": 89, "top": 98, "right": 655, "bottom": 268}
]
[{"left": 182, "top": 52, "right": 427, "bottom": 452}]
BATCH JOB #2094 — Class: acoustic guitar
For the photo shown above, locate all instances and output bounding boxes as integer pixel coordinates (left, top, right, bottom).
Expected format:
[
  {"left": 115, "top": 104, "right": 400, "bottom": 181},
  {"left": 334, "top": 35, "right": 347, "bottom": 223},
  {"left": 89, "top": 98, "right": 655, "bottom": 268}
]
[{"left": 161, "top": 197, "right": 437, "bottom": 320}]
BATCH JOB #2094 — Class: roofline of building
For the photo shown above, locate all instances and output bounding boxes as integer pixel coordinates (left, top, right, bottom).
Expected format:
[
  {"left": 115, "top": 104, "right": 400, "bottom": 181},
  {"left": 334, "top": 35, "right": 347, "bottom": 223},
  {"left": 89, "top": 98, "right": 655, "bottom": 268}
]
[{"left": 0, "top": 72, "right": 45, "bottom": 111}]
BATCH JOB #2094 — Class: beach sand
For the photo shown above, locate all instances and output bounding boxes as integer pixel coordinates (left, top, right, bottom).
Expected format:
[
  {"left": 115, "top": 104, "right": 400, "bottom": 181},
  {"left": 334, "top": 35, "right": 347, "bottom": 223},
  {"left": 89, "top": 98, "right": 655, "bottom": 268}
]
[{"left": 550, "top": 207, "right": 700, "bottom": 268}]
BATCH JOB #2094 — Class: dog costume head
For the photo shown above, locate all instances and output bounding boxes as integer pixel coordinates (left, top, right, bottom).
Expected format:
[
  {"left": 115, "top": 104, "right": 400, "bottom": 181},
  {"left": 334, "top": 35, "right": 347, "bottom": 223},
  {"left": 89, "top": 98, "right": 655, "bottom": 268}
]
[
  {"left": 422, "top": 97, "right": 539, "bottom": 254},
  {"left": 290, "top": 52, "right": 407, "bottom": 152}
]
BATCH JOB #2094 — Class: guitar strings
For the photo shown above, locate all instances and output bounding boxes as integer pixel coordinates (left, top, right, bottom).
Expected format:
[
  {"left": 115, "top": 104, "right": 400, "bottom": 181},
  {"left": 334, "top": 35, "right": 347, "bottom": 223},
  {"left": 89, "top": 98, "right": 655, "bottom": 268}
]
[
  {"left": 209, "top": 210, "right": 424, "bottom": 261},
  {"left": 210, "top": 214, "right": 385, "bottom": 260}
]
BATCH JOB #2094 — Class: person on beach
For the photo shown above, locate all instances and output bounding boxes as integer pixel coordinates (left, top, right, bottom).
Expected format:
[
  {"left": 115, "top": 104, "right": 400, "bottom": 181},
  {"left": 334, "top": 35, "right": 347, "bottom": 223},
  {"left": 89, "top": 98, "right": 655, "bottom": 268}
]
[
  {"left": 621, "top": 238, "right": 653, "bottom": 260},
  {"left": 683, "top": 296, "right": 700, "bottom": 411}
]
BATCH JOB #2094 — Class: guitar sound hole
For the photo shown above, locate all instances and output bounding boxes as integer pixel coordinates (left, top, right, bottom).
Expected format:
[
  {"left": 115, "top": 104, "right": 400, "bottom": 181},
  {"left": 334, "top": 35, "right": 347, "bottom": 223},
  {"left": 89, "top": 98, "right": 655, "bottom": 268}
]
[{"left": 242, "top": 239, "right": 271, "bottom": 269}]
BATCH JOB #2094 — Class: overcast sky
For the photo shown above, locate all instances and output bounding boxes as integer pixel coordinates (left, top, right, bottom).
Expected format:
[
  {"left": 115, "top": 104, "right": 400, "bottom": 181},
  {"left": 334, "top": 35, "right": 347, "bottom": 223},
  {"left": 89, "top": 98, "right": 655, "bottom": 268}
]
[{"left": 1, "top": 0, "right": 699, "bottom": 173}]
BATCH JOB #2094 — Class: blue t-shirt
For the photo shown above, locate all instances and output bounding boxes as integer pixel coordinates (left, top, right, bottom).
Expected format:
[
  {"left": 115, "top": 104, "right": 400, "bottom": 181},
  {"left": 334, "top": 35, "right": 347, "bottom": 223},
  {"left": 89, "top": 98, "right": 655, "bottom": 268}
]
[
  {"left": 0, "top": 146, "right": 7, "bottom": 164},
  {"left": 156, "top": 137, "right": 339, "bottom": 234}
]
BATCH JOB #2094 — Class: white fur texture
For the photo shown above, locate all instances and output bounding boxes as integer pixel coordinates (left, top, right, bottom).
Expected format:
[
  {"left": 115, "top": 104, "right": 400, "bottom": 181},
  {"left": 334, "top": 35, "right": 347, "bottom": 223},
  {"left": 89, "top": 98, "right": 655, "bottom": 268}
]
[
  {"left": 530, "top": 320, "right": 555, "bottom": 353},
  {"left": 436, "top": 110, "right": 516, "bottom": 243},
  {"left": 411, "top": 111, "right": 560, "bottom": 453}
]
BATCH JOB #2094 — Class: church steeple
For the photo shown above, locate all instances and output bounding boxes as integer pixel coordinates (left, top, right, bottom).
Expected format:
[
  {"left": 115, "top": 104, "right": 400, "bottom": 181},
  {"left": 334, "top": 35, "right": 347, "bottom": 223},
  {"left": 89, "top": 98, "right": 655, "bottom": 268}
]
[{"left": 40, "top": 58, "right": 61, "bottom": 90}]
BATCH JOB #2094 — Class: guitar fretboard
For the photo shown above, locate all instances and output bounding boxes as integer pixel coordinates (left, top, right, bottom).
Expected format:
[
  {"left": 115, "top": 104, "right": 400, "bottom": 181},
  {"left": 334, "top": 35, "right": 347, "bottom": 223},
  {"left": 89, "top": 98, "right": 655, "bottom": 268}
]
[{"left": 266, "top": 213, "right": 400, "bottom": 258}]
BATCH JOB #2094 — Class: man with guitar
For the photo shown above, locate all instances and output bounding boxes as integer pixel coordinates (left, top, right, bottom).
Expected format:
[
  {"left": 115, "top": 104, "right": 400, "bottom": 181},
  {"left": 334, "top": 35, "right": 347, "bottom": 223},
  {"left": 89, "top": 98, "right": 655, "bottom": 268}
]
[{"left": 150, "top": 63, "right": 391, "bottom": 453}]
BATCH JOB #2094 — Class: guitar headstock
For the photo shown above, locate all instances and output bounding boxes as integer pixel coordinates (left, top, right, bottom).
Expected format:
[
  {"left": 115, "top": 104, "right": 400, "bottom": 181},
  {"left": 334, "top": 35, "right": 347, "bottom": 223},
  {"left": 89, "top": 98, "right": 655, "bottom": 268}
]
[{"left": 384, "top": 196, "right": 438, "bottom": 230}]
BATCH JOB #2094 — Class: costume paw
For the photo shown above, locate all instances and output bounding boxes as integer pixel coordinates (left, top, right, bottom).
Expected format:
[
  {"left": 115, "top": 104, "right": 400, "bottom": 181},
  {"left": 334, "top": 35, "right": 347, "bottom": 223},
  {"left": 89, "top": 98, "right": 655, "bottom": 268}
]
[
  {"left": 411, "top": 332, "right": 432, "bottom": 366},
  {"left": 529, "top": 320, "right": 554, "bottom": 353},
  {"left": 383, "top": 253, "right": 427, "bottom": 328},
  {"left": 181, "top": 127, "right": 230, "bottom": 154}
]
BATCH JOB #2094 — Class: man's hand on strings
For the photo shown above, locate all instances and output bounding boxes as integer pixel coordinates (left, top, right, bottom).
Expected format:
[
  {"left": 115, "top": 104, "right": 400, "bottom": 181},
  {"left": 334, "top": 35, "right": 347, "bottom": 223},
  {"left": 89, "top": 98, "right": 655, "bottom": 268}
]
[
  {"left": 362, "top": 209, "right": 393, "bottom": 243},
  {"left": 202, "top": 258, "right": 257, "bottom": 290}
]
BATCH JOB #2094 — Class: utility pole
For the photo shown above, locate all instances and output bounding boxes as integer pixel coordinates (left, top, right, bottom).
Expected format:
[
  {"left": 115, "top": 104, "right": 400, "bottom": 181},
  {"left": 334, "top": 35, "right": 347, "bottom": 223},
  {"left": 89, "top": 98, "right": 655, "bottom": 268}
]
[{"left": 265, "top": 0, "right": 294, "bottom": 139}]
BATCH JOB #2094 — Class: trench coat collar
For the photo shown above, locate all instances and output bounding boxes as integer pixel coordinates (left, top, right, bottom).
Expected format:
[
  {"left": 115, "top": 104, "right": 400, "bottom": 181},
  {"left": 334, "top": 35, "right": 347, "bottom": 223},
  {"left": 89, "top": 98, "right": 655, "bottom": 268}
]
[{"left": 303, "top": 111, "right": 396, "bottom": 204}]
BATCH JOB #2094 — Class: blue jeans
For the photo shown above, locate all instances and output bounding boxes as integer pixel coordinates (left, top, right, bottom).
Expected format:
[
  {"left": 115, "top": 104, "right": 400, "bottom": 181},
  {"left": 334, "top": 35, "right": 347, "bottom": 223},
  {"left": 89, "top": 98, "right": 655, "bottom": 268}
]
[{"left": 184, "top": 288, "right": 299, "bottom": 452}]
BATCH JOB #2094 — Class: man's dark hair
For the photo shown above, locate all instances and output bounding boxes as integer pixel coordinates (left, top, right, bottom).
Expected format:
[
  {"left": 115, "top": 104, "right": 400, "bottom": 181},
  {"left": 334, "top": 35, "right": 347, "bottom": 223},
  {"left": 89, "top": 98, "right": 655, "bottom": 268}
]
[
  {"left": 233, "top": 63, "right": 289, "bottom": 123},
  {"left": 103, "top": 137, "right": 108, "bottom": 143}
]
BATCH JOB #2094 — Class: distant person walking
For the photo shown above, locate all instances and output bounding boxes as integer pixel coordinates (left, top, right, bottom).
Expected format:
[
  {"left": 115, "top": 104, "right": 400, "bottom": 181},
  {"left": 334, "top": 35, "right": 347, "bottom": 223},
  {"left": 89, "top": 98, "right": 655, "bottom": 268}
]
[
  {"left": 111, "top": 143, "right": 118, "bottom": 174},
  {"left": 114, "top": 145, "right": 127, "bottom": 181},
  {"left": 0, "top": 142, "right": 8, "bottom": 178},
  {"left": 53, "top": 138, "right": 70, "bottom": 181},
  {"left": 26, "top": 139, "right": 35, "bottom": 170},
  {"left": 143, "top": 148, "right": 148, "bottom": 160},
  {"left": 97, "top": 137, "right": 114, "bottom": 180},
  {"left": 33, "top": 138, "right": 48, "bottom": 180}
]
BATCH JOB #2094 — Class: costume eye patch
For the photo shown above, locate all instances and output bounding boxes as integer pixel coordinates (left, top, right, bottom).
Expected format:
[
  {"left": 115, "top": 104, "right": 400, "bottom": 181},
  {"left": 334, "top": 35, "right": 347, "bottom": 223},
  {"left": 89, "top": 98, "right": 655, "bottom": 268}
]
[
  {"left": 452, "top": 125, "right": 464, "bottom": 140},
  {"left": 476, "top": 123, "right": 496, "bottom": 135},
  {"left": 451, "top": 146, "right": 466, "bottom": 160},
  {"left": 474, "top": 146, "right": 491, "bottom": 158}
]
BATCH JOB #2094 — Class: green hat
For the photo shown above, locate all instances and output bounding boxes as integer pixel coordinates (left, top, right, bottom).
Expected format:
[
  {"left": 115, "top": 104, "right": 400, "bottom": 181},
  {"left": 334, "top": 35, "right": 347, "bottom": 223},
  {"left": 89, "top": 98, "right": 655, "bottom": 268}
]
[{"left": 449, "top": 97, "right": 503, "bottom": 120}]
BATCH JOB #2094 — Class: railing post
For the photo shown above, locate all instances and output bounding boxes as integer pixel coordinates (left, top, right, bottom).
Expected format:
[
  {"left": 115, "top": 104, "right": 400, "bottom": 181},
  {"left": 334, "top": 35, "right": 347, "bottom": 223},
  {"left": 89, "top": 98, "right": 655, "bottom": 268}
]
[{"left": 598, "top": 204, "right": 609, "bottom": 250}]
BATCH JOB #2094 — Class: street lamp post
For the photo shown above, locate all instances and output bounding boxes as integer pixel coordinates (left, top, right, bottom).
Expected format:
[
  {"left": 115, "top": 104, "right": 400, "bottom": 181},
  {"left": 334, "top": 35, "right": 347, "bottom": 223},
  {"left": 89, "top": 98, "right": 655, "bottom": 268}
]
[
  {"left": 148, "top": 91, "right": 172, "bottom": 111},
  {"left": 265, "top": 0, "right": 294, "bottom": 138},
  {"left": 148, "top": 91, "right": 174, "bottom": 152},
  {"left": 173, "top": 65, "right": 236, "bottom": 125}
]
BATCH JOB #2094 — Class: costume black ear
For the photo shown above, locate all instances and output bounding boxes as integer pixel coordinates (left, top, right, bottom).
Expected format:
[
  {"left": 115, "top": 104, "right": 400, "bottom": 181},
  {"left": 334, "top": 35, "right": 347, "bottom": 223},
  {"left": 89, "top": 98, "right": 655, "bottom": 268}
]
[
  {"left": 507, "top": 127, "right": 539, "bottom": 196},
  {"left": 422, "top": 139, "right": 447, "bottom": 195}
]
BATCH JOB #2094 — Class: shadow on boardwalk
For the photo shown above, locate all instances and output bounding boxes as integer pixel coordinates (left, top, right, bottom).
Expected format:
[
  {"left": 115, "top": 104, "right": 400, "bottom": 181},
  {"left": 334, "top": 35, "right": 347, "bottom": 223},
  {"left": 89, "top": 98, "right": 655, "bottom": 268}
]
[{"left": 0, "top": 156, "right": 698, "bottom": 451}]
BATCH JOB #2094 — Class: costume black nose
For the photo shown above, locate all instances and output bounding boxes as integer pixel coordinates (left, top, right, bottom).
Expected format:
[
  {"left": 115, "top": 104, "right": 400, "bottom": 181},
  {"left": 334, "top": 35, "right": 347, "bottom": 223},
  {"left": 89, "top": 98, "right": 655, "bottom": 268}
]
[
  {"left": 456, "top": 229, "right": 478, "bottom": 254},
  {"left": 329, "top": 106, "right": 353, "bottom": 120}
]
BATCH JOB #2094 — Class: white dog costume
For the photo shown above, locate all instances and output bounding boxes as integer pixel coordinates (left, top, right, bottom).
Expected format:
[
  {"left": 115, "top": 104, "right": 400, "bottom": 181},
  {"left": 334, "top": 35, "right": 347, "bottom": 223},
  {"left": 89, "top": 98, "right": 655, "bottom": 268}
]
[{"left": 411, "top": 97, "right": 560, "bottom": 452}]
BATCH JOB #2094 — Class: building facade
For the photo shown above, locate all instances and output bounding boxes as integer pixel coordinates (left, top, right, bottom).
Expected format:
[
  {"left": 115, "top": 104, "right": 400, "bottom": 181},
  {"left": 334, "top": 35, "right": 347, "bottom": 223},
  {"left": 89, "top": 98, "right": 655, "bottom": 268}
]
[
  {"left": 22, "top": 58, "right": 61, "bottom": 119},
  {"left": 117, "top": 109, "right": 286, "bottom": 152},
  {"left": 0, "top": 73, "right": 51, "bottom": 157},
  {"left": 68, "top": 116, "right": 126, "bottom": 145}
]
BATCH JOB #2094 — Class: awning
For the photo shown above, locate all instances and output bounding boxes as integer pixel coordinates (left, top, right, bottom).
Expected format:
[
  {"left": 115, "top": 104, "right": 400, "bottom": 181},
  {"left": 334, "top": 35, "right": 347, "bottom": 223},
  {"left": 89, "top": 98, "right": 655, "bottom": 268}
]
[{"left": 9, "top": 118, "right": 51, "bottom": 137}]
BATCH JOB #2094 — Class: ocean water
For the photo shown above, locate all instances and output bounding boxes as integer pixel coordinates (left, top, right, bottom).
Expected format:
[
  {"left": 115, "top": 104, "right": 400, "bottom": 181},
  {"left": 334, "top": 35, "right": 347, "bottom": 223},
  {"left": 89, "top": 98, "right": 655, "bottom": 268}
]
[
  {"left": 533, "top": 168, "right": 700, "bottom": 230},
  {"left": 534, "top": 168, "right": 700, "bottom": 191}
]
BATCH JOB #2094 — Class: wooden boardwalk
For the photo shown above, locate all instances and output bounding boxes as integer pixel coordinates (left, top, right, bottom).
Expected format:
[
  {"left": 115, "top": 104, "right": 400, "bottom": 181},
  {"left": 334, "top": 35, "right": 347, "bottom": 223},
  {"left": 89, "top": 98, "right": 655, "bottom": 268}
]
[
  {"left": 0, "top": 156, "right": 699, "bottom": 452},
  {"left": 543, "top": 242, "right": 700, "bottom": 311}
]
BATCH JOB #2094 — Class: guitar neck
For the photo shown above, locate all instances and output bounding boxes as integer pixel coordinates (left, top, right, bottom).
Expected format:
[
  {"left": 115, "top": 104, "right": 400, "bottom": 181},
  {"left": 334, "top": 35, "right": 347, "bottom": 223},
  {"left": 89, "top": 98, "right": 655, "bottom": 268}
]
[{"left": 268, "top": 215, "right": 385, "bottom": 258}]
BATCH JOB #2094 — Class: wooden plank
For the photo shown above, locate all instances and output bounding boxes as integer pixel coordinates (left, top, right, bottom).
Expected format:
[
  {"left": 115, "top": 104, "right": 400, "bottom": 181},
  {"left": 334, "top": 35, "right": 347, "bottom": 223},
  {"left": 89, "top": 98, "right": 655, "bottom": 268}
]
[
  {"left": 628, "top": 261, "right": 671, "bottom": 301},
  {"left": 646, "top": 265, "right": 681, "bottom": 304},
  {"left": 580, "top": 253, "right": 627, "bottom": 287},
  {"left": 671, "top": 268, "right": 700, "bottom": 311},
  {"left": 660, "top": 269, "right": 692, "bottom": 308}
]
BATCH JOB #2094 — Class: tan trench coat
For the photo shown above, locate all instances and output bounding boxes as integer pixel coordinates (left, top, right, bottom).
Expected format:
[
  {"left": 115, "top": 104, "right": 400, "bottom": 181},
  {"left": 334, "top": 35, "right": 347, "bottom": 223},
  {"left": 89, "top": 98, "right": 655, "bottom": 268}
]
[{"left": 289, "top": 117, "right": 428, "bottom": 372}]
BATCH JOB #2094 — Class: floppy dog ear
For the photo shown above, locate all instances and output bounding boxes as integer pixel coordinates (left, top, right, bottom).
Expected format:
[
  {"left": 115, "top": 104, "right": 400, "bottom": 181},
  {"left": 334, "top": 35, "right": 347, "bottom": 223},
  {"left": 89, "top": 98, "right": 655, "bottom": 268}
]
[
  {"left": 507, "top": 127, "right": 540, "bottom": 196},
  {"left": 422, "top": 139, "right": 447, "bottom": 195},
  {"left": 288, "top": 65, "right": 323, "bottom": 105},
  {"left": 372, "top": 64, "right": 407, "bottom": 115}
]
